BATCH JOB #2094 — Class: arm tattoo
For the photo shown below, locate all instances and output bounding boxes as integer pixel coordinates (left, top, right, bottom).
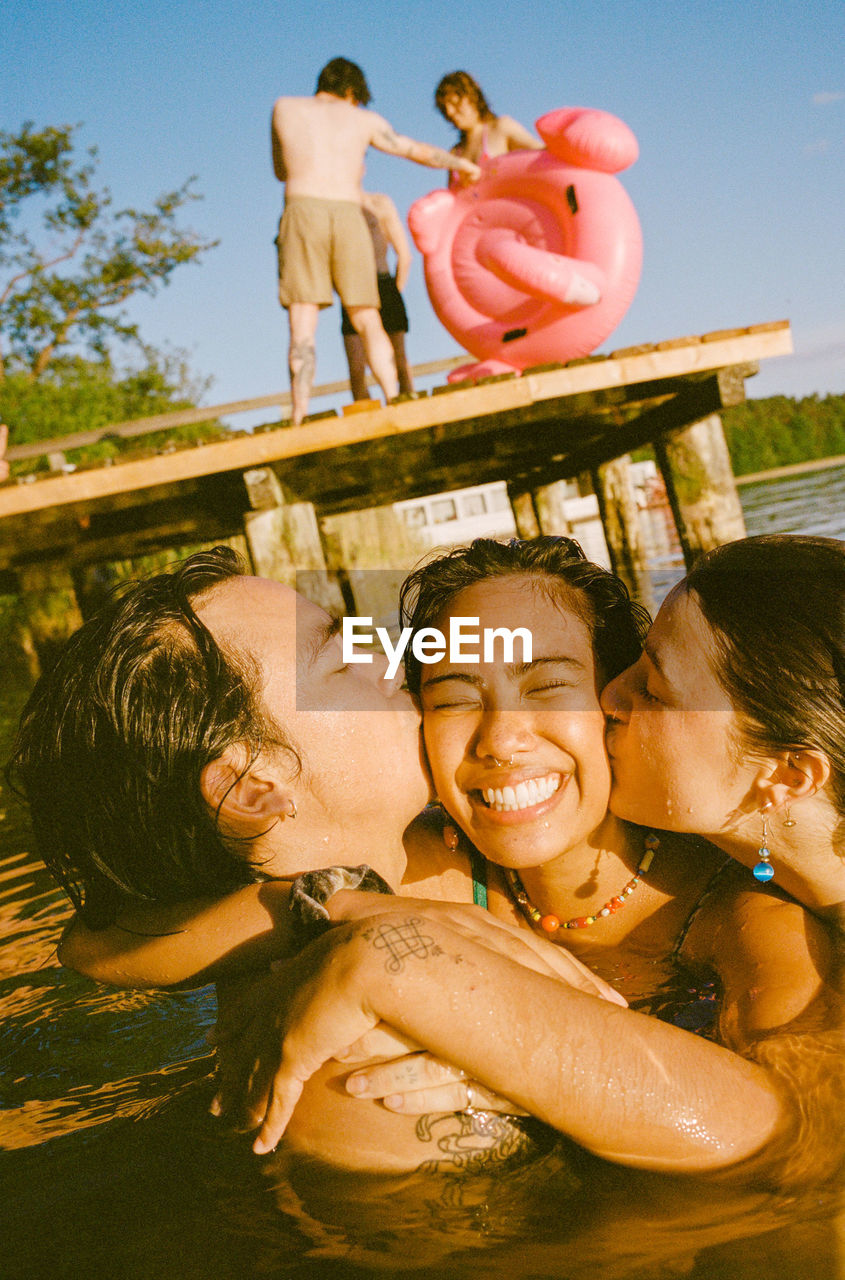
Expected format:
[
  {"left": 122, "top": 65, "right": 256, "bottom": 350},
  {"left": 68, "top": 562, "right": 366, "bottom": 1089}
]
[
  {"left": 375, "top": 125, "right": 401, "bottom": 151},
  {"left": 425, "top": 145, "right": 463, "bottom": 169}
]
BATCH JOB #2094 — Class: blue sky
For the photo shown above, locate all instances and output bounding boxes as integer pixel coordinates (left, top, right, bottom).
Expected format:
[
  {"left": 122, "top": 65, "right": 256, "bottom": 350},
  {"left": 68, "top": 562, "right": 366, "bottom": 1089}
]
[{"left": 4, "top": 0, "right": 844, "bottom": 421}]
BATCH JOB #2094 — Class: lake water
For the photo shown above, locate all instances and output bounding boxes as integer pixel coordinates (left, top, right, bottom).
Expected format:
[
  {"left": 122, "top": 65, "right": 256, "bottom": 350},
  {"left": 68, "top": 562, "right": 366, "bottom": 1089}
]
[{"left": 1, "top": 464, "right": 843, "bottom": 1280}]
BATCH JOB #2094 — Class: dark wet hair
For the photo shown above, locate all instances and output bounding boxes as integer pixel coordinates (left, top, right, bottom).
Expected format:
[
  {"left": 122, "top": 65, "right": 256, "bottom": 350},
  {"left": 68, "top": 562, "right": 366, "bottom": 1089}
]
[
  {"left": 316, "top": 57, "right": 371, "bottom": 106},
  {"left": 435, "top": 71, "right": 495, "bottom": 139},
  {"left": 399, "top": 536, "right": 651, "bottom": 697},
  {"left": 6, "top": 548, "right": 293, "bottom": 927},
  {"left": 684, "top": 534, "right": 845, "bottom": 818}
]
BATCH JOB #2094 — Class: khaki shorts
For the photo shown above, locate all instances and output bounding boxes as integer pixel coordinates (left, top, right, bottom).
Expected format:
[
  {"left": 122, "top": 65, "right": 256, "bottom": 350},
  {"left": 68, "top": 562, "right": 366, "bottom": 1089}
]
[{"left": 276, "top": 197, "right": 379, "bottom": 310}]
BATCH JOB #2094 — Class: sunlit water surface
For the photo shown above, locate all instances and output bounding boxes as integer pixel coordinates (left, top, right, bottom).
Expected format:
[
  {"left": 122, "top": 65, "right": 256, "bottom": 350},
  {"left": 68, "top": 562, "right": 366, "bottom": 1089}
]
[{"left": 1, "top": 466, "right": 843, "bottom": 1279}]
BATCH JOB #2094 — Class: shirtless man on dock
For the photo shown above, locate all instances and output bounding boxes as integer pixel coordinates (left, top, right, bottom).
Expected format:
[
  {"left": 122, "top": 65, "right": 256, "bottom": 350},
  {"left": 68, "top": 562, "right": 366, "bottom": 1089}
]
[{"left": 272, "top": 57, "right": 480, "bottom": 424}]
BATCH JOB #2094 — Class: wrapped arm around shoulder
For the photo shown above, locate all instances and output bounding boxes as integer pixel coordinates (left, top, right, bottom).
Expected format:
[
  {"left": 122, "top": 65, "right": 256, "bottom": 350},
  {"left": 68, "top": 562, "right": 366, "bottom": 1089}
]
[
  {"left": 248, "top": 909, "right": 788, "bottom": 1170},
  {"left": 57, "top": 870, "right": 404, "bottom": 989},
  {"left": 58, "top": 880, "right": 297, "bottom": 988}
]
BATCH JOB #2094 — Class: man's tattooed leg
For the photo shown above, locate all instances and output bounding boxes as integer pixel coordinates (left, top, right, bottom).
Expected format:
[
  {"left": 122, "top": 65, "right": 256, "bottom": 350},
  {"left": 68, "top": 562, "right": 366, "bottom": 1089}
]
[{"left": 289, "top": 338, "right": 316, "bottom": 424}]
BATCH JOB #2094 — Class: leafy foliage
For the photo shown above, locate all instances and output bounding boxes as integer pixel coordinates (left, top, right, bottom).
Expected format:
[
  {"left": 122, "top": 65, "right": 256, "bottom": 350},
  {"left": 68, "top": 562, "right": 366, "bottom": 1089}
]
[
  {"left": 633, "top": 394, "right": 845, "bottom": 476},
  {"left": 720, "top": 394, "right": 845, "bottom": 475},
  {"left": 0, "top": 122, "right": 217, "bottom": 380},
  {"left": 0, "top": 351, "right": 225, "bottom": 474}
]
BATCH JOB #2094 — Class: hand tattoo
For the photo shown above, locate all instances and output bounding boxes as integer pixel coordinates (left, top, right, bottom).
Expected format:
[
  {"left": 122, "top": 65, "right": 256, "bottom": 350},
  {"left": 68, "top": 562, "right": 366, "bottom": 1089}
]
[{"left": 365, "top": 918, "right": 444, "bottom": 974}]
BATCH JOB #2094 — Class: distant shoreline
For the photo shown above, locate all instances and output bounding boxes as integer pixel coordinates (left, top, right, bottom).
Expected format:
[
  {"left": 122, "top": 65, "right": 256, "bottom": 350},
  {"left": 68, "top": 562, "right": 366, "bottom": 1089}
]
[{"left": 735, "top": 454, "right": 845, "bottom": 486}]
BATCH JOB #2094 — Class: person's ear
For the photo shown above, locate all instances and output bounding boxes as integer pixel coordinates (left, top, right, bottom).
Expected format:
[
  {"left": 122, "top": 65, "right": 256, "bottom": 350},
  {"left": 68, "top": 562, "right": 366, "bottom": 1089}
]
[
  {"left": 752, "top": 748, "right": 831, "bottom": 813},
  {"left": 200, "top": 746, "right": 297, "bottom": 830}
]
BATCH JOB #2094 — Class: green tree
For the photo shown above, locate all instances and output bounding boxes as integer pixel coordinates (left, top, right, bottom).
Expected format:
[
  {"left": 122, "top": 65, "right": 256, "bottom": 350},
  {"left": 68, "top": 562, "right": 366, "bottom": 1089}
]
[
  {"left": 0, "top": 349, "right": 225, "bottom": 474},
  {"left": 0, "top": 122, "right": 217, "bottom": 381}
]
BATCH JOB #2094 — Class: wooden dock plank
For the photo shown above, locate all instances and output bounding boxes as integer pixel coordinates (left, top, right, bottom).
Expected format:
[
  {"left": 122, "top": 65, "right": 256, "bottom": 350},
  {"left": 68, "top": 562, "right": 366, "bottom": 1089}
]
[{"left": 0, "top": 323, "right": 793, "bottom": 522}]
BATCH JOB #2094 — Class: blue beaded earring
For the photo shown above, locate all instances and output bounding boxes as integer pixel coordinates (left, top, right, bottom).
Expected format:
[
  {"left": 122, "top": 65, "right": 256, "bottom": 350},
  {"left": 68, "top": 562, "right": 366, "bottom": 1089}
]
[{"left": 753, "top": 809, "right": 775, "bottom": 882}]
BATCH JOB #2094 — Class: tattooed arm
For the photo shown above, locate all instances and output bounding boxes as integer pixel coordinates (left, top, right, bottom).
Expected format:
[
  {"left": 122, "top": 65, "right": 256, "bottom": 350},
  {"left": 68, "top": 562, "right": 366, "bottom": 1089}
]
[
  {"left": 241, "top": 909, "right": 795, "bottom": 1174},
  {"left": 368, "top": 113, "right": 481, "bottom": 181}
]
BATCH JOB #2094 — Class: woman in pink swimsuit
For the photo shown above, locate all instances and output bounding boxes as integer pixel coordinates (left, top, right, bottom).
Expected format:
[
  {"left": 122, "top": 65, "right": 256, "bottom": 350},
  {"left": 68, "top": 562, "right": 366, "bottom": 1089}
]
[{"left": 434, "top": 70, "right": 543, "bottom": 188}]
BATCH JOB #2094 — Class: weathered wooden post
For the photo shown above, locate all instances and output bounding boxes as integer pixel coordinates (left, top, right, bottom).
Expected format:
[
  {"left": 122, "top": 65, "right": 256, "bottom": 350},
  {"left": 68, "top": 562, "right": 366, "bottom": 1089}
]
[
  {"left": 242, "top": 467, "right": 345, "bottom": 614},
  {"left": 590, "top": 455, "right": 645, "bottom": 595},
  {"left": 531, "top": 481, "right": 575, "bottom": 537},
  {"left": 507, "top": 486, "right": 540, "bottom": 538},
  {"left": 319, "top": 504, "right": 429, "bottom": 628},
  {"left": 654, "top": 413, "right": 746, "bottom": 567},
  {"left": 15, "top": 562, "right": 84, "bottom": 674}
]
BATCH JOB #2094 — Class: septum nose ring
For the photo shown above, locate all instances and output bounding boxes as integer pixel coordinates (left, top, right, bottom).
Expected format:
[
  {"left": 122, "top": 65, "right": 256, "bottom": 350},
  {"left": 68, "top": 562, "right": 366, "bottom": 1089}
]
[{"left": 492, "top": 756, "right": 514, "bottom": 768}]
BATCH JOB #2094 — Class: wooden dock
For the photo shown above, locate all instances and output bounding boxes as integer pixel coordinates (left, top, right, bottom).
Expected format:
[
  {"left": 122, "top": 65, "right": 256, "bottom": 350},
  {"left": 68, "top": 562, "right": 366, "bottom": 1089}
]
[
  {"left": 0, "top": 322, "right": 790, "bottom": 552},
  {"left": 0, "top": 321, "right": 793, "bottom": 666}
]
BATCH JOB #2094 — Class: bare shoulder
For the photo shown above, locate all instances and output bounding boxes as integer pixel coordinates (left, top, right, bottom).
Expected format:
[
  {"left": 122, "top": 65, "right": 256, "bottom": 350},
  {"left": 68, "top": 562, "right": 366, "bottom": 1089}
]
[
  {"left": 365, "top": 109, "right": 392, "bottom": 134},
  {"left": 496, "top": 114, "right": 543, "bottom": 150},
  {"left": 689, "top": 868, "right": 837, "bottom": 1040}
]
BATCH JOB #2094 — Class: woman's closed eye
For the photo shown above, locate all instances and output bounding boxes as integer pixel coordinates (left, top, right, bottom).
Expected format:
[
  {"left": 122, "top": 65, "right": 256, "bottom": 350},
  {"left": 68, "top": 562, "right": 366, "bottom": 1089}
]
[
  {"left": 426, "top": 694, "right": 482, "bottom": 712},
  {"left": 525, "top": 679, "right": 576, "bottom": 699}
]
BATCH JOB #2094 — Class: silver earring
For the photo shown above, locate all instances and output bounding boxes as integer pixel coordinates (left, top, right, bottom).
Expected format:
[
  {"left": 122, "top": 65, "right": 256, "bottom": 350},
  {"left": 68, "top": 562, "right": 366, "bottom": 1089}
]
[
  {"left": 753, "top": 809, "right": 774, "bottom": 882},
  {"left": 285, "top": 801, "right": 297, "bottom": 820},
  {"left": 782, "top": 807, "right": 796, "bottom": 828}
]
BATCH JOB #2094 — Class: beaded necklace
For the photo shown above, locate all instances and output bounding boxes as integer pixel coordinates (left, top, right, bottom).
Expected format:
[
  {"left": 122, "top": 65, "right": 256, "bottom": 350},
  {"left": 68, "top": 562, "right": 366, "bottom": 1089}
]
[{"left": 505, "top": 832, "right": 660, "bottom": 933}]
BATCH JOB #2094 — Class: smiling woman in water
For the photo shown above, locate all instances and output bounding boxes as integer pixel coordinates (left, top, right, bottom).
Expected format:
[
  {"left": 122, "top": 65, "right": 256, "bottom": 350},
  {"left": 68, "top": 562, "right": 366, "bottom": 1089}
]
[{"left": 26, "top": 538, "right": 843, "bottom": 1186}]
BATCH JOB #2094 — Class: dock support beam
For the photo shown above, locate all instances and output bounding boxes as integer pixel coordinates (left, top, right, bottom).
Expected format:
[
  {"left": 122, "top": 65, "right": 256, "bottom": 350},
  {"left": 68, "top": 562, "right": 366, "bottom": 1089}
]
[
  {"left": 507, "top": 487, "right": 540, "bottom": 539},
  {"left": 242, "top": 467, "right": 345, "bottom": 614},
  {"left": 319, "top": 504, "right": 428, "bottom": 627},
  {"left": 532, "top": 481, "right": 575, "bottom": 537},
  {"left": 15, "top": 562, "right": 84, "bottom": 675},
  {"left": 655, "top": 413, "right": 747, "bottom": 568},
  {"left": 591, "top": 456, "right": 644, "bottom": 595}
]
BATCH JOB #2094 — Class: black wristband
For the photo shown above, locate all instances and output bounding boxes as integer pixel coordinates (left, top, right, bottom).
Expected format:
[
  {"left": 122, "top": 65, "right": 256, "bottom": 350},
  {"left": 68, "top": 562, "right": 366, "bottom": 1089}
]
[{"left": 288, "top": 864, "right": 394, "bottom": 944}]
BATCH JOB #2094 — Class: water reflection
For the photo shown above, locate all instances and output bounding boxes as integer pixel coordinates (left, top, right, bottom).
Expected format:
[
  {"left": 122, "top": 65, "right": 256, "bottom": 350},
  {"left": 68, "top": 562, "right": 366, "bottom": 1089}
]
[{"left": 1, "top": 466, "right": 844, "bottom": 1278}]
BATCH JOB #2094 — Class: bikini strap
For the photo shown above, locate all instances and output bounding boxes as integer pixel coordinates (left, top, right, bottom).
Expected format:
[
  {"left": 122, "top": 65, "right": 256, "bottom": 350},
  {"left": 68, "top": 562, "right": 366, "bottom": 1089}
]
[{"left": 468, "top": 846, "right": 489, "bottom": 910}]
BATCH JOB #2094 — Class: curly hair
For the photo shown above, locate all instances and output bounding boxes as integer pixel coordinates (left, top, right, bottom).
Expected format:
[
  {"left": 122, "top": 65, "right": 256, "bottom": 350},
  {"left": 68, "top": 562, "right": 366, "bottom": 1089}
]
[
  {"left": 399, "top": 536, "right": 651, "bottom": 697},
  {"left": 435, "top": 70, "right": 495, "bottom": 136}
]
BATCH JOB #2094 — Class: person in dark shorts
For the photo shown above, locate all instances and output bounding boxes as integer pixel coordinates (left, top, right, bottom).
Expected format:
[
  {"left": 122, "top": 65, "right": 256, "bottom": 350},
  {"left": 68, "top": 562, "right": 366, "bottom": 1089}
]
[{"left": 340, "top": 191, "right": 414, "bottom": 400}]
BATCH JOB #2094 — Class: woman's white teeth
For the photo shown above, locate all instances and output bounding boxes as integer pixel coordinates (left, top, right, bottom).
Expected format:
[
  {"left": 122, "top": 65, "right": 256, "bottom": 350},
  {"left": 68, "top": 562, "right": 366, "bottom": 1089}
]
[{"left": 482, "top": 774, "right": 561, "bottom": 811}]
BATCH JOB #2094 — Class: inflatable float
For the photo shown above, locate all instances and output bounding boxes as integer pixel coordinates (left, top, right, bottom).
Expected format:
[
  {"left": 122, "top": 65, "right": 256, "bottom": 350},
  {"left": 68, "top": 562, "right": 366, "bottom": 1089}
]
[{"left": 408, "top": 107, "right": 642, "bottom": 382}]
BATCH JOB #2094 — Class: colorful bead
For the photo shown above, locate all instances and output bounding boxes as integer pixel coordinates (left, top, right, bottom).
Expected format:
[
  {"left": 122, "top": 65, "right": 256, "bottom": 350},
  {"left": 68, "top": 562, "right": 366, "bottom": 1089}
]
[
  {"left": 753, "top": 859, "right": 774, "bottom": 882},
  {"left": 505, "top": 834, "right": 660, "bottom": 935}
]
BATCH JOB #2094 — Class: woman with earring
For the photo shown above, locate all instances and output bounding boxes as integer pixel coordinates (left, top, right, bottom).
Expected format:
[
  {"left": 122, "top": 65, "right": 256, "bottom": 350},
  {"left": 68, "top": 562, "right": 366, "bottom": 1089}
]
[
  {"left": 40, "top": 537, "right": 842, "bottom": 1180},
  {"left": 601, "top": 534, "right": 845, "bottom": 933},
  {"left": 207, "top": 537, "right": 841, "bottom": 1182}
]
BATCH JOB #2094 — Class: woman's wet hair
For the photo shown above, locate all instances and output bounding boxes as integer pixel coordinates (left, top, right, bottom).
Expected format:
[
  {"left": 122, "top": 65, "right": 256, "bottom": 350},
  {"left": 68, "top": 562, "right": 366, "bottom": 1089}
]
[
  {"left": 684, "top": 535, "right": 845, "bottom": 817},
  {"left": 399, "top": 536, "right": 651, "bottom": 697},
  {"left": 316, "top": 57, "right": 371, "bottom": 106},
  {"left": 435, "top": 70, "right": 495, "bottom": 128},
  {"left": 7, "top": 547, "right": 294, "bottom": 927}
]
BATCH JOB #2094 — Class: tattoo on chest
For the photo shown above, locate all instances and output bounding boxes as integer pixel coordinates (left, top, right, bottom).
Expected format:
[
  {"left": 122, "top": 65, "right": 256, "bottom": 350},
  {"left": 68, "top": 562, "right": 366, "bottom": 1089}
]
[{"left": 414, "top": 1111, "right": 537, "bottom": 1174}]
